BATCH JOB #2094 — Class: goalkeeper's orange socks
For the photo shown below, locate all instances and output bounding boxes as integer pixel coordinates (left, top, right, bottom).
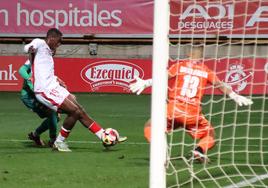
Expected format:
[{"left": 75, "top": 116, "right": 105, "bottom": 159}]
[
  {"left": 88, "top": 121, "right": 104, "bottom": 140},
  {"left": 197, "top": 135, "right": 215, "bottom": 153}
]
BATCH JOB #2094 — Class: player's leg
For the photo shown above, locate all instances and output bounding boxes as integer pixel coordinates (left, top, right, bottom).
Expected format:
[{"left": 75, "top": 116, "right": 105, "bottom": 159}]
[
  {"left": 30, "top": 98, "right": 58, "bottom": 146},
  {"left": 186, "top": 116, "right": 215, "bottom": 163},
  {"left": 53, "top": 93, "right": 105, "bottom": 151},
  {"left": 195, "top": 124, "right": 215, "bottom": 154},
  {"left": 52, "top": 96, "right": 82, "bottom": 151},
  {"left": 143, "top": 117, "right": 182, "bottom": 143},
  {"left": 47, "top": 112, "right": 59, "bottom": 147},
  {"left": 190, "top": 116, "right": 215, "bottom": 153},
  {"left": 21, "top": 93, "right": 48, "bottom": 146},
  {"left": 36, "top": 86, "right": 125, "bottom": 151},
  {"left": 57, "top": 94, "right": 104, "bottom": 140},
  {"left": 28, "top": 119, "right": 49, "bottom": 147},
  {"left": 168, "top": 101, "right": 214, "bottom": 163},
  {"left": 69, "top": 95, "right": 129, "bottom": 142},
  {"left": 143, "top": 101, "right": 185, "bottom": 142},
  {"left": 35, "top": 88, "right": 79, "bottom": 151},
  {"left": 143, "top": 100, "right": 185, "bottom": 152},
  {"left": 144, "top": 119, "right": 151, "bottom": 142},
  {"left": 190, "top": 128, "right": 215, "bottom": 164}
]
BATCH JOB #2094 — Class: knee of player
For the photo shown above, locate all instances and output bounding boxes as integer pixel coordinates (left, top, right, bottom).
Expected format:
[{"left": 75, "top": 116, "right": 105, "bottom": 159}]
[
  {"left": 207, "top": 133, "right": 216, "bottom": 146},
  {"left": 144, "top": 126, "right": 151, "bottom": 143},
  {"left": 208, "top": 127, "right": 215, "bottom": 138},
  {"left": 76, "top": 106, "right": 88, "bottom": 118},
  {"left": 68, "top": 106, "right": 82, "bottom": 118}
]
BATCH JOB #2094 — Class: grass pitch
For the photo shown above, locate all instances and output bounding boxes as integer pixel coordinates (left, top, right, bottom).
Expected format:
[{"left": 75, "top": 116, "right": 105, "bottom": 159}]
[
  {"left": 0, "top": 92, "right": 267, "bottom": 188},
  {"left": 0, "top": 92, "right": 150, "bottom": 188}
]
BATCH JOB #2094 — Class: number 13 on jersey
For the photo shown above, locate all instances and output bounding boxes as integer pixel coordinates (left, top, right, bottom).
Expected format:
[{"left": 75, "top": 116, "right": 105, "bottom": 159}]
[{"left": 180, "top": 75, "right": 200, "bottom": 98}]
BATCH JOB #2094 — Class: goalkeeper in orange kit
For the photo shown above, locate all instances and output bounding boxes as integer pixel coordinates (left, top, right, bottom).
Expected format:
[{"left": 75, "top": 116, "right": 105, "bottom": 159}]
[{"left": 129, "top": 45, "right": 253, "bottom": 163}]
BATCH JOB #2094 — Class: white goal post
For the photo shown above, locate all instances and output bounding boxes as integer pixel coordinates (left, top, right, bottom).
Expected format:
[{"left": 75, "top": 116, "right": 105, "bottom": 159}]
[{"left": 149, "top": 0, "right": 169, "bottom": 187}]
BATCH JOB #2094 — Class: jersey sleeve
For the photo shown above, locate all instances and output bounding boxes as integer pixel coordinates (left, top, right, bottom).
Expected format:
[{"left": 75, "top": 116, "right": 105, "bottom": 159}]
[
  {"left": 18, "top": 60, "right": 31, "bottom": 80},
  {"left": 24, "top": 38, "right": 44, "bottom": 53},
  {"left": 19, "top": 60, "right": 34, "bottom": 91}
]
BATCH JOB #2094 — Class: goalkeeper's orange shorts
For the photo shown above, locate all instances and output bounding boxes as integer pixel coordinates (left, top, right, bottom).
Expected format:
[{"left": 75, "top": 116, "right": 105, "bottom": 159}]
[{"left": 167, "top": 101, "right": 214, "bottom": 139}]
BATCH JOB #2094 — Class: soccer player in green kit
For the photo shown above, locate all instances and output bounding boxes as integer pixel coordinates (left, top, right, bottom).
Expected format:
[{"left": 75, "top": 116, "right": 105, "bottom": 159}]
[{"left": 19, "top": 56, "right": 59, "bottom": 147}]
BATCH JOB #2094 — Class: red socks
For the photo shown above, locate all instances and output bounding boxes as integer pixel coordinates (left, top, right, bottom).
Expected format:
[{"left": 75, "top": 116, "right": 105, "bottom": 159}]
[
  {"left": 89, "top": 122, "right": 104, "bottom": 140},
  {"left": 89, "top": 122, "right": 102, "bottom": 133},
  {"left": 57, "top": 122, "right": 103, "bottom": 142},
  {"left": 56, "top": 127, "right": 71, "bottom": 142},
  {"left": 60, "top": 127, "right": 70, "bottom": 138}
]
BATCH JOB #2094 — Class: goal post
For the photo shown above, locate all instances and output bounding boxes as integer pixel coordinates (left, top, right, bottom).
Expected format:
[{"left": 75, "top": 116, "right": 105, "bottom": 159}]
[{"left": 149, "top": 0, "right": 169, "bottom": 187}]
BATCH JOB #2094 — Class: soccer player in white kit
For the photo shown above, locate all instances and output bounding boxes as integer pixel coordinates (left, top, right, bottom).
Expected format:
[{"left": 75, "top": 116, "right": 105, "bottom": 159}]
[{"left": 24, "top": 28, "right": 126, "bottom": 151}]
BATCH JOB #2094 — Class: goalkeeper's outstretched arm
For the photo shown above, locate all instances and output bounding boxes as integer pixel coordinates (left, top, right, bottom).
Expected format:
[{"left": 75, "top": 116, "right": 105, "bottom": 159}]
[
  {"left": 214, "top": 80, "right": 253, "bottom": 106},
  {"left": 129, "top": 74, "right": 174, "bottom": 95},
  {"left": 129, "top": 76, "right": 152, "bottom": 95},
  {"left": 130, "top": 75, "right": 253, "bottom": 106}
]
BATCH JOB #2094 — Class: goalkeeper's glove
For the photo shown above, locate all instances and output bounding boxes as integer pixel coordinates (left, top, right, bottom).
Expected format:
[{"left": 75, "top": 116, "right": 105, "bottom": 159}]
[
  {"left": 228, "top": 91, "right": 253, "bottom": 106},
  {"left": 129, "top": 76, "right": 152, "bottom": 95}
]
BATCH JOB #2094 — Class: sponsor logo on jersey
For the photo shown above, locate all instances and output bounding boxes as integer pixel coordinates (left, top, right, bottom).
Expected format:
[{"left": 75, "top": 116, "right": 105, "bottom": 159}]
[
  {"left": 81, "top": 60, "right": 144, "bottom": 91},
  {"left": 180, "top": 66, "right": 208, "bottom": 78},
  {"left": 225, "top": 64, "right": 253, "bottom": 92}
]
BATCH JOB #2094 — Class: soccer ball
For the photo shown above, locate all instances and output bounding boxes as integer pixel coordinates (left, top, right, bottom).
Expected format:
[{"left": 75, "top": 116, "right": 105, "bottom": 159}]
[{"left": 101, "top": 128, "right": 119, "bottom": 147}]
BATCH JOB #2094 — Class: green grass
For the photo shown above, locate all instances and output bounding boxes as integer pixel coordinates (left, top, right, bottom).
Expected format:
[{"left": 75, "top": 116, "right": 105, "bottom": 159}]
[
  {"left": 0, "top": 92, "right": 150, "bottom": 188},
  {"left": 0, "top": 92, "right": 267, "bottom": 188}
]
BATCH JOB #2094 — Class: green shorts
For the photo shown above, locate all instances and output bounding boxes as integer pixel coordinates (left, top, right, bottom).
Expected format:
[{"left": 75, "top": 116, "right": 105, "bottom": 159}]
[{"left": 21, "top": 93, "right": 50, "bottom": 118}]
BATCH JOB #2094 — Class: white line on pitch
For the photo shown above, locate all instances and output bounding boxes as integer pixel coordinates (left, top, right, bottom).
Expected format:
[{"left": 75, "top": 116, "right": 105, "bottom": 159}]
[
  {"left": 0, "top": 139, "right": 268, "bottom": 148},
  {"left": 0, "top": 112, "right": 148, "bottom": 118},
  {"left": 223, "top": 174, "right": 268, "bottom": 188},
  {"left": 0, "top": 139, "right": 149, "bottom": 145}
]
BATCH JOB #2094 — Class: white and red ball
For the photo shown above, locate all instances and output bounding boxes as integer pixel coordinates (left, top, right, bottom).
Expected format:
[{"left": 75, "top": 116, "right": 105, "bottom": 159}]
[{"left": 101, "top": 128, "right": 119, "bottom": 147}]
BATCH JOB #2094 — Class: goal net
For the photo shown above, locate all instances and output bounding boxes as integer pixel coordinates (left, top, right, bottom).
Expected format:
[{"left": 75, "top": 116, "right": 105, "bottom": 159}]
[{"left": 151, "top": 0, "right": 268, "bottom": 188}]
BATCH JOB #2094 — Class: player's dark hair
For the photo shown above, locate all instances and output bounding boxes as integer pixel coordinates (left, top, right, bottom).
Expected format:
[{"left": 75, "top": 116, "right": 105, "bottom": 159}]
[{"left": 46, "top": 28, "right": 62, "bottom": 38}]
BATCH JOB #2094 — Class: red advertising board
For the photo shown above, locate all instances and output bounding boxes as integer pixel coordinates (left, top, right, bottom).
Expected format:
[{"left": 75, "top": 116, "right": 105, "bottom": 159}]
[
  {"left": 0, "top": 0, "right": 153, "bottom": 36},
  {"left": 0, "top": 56, "right": 267, "bottom": 94},
  {"left": 0, "top": 56, "right": 27, "bottom": 91},
  {"left": 0, "top": 1, "right": 268, "bottom": 38},
  {"left": 0, "top": 56, "right": 152, "bottom": 93},
  {"left": 170, "top": 0, "right": 268, "bottom": 38},
  {"left": 203, "top": 58, "right": 268, "bottom": 95},
  {"left": 54, "top": 58, "right": 152, "bottom": 93}
]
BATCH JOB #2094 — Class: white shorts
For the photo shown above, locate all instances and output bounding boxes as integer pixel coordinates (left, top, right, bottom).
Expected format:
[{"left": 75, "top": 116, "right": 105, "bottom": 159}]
[{"left": 35, "top": 85, "right": 70, "bottom": 111}]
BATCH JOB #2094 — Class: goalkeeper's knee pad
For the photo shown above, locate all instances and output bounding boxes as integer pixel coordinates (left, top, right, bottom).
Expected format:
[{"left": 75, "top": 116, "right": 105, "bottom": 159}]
[{"left": 144, "top": 126, "right": 151, "bottom": 143}]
